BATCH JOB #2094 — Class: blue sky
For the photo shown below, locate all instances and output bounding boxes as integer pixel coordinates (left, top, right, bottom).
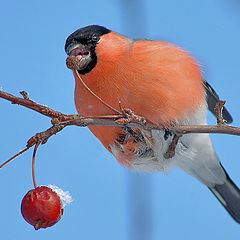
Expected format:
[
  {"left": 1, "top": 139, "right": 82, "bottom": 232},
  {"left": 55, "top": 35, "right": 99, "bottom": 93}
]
[{"left": 1, "top": 0, "right": 240, "bottom": 239}]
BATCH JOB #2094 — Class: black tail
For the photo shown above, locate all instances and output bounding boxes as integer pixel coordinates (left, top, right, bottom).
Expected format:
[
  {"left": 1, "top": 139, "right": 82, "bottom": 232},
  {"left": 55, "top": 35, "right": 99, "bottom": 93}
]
[{"left": 209, "top": 166, "right": 240, "bottom": 223}]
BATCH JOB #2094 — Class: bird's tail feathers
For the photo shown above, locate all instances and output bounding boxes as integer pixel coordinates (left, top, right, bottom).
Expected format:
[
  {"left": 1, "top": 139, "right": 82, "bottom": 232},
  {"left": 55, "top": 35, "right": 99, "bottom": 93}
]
[{"left": 209, "top": 165, "right": 240, "bottom": 223}]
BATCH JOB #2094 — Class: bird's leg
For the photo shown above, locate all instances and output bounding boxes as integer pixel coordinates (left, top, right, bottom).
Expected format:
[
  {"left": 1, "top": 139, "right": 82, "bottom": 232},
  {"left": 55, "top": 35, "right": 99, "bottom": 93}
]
[
  {"left": 121, "top": 126, "right": 145, "bottom": 142},
  {"left": 164, "top": 134, "right": 182, "bottom": 159}
]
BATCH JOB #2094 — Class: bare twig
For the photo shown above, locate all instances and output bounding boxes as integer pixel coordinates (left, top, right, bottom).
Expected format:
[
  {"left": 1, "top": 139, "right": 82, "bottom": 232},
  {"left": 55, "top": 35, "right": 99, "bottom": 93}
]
[
  {"left": 0, "top": 55, "right": 238, "bottom": 167},
  {"left": 1, "top": 89, "right": 240, "bottom": 151},
  {"left": 67, "top": 55, "right": 121, "bottom": 114},
  {"left": 20, "top": 91, "right": 29, "bottom": 100},
  {"left": 0, "top": 90, "right": 76, "bottom": 121},
  {"left": 1, "top": 55, "right": 240, "bottom": 159},
  {"left": 214, "top": 100, "right": 226, "bottom": 125}
]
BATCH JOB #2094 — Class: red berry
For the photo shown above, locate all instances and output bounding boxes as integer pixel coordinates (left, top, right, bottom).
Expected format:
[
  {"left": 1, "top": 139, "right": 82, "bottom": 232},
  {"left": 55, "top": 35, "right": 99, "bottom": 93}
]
[{"left": 21, "top": 186, "right": 64, "bottom": 230}]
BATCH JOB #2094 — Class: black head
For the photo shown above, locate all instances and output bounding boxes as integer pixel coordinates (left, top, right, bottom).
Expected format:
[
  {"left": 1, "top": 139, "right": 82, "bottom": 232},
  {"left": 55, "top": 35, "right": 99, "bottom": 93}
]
[{"left": 65, "top": 25, "right": 110, "bottom": 74}]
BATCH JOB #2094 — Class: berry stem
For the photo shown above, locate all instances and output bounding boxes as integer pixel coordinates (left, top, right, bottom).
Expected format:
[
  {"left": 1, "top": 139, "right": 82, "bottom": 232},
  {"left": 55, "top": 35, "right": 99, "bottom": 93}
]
[
  {"left": 0, "top": 147, "right": 30, "bottom": 169},
  {"left": 74, "top": 69, "right": 121, "bottom": 114},
  {"left": 32, "top": 142, "right": 40, "bottom": 189},
  {"left": 34, "top": 221, "right": 41, "bottom": 230}
]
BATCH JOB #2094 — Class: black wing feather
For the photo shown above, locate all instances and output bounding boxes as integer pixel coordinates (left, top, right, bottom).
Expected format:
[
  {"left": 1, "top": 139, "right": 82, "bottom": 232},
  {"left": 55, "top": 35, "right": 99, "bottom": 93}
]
[{"left": 204, "top": 81, "right": 233, "bottom": 124}]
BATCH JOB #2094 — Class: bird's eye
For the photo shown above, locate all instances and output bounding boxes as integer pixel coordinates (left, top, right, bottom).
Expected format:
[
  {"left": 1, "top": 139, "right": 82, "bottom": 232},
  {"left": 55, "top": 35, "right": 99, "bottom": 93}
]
[{"left": 91, "top": 34, "right": 99, "bottom": 42}]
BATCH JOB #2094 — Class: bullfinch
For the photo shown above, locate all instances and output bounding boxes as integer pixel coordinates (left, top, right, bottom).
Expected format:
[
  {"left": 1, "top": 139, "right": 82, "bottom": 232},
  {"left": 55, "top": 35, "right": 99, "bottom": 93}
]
[{"left": 65, "top": 25, "right": 240, "bottom": 223}]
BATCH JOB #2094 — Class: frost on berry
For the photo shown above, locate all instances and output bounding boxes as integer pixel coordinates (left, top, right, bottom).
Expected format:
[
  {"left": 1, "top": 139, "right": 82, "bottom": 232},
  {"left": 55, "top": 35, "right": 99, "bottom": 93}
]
[
  {"left": 21, "top": 186, "right": 64, "bottom": 230},
  {"left": 48, "top": 184, "right": 73, "bottom": 207}
]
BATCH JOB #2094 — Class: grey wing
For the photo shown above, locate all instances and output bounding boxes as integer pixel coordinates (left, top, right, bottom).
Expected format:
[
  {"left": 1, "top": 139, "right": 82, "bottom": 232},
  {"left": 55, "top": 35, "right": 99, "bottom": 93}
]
[{"left": 204, "top": 81, "right": 233, "bottom": 124}]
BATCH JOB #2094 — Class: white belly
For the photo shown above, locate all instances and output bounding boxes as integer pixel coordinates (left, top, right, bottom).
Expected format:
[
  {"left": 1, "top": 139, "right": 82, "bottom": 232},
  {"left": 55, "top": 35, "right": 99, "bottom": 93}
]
[{"left": 111, "top": 103, "right": 226, "bottom": 187}]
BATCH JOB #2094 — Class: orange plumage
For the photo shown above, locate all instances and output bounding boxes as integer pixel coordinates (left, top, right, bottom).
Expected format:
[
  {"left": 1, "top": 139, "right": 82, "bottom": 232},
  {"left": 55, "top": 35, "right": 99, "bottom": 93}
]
[
  {"left": 73, "top": 31, "right": 204, "bottom": 163},
  {"left": 65, "top": 25, "right": 240, "bottom": 223}
]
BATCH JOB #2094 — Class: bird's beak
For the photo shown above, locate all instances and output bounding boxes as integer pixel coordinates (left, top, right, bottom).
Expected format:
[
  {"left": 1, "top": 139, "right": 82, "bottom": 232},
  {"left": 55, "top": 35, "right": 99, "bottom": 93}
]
[{"left": 66, "top": 43, "right": 92, "bottom": 71}]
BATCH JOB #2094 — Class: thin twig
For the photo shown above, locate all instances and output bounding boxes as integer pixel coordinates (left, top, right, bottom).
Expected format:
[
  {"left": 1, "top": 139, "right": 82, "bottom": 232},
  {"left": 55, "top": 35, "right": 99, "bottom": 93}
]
[
  {"left": 66, "top": 55, "right": 121, "bottom": 114},
  {"left": 74, "top": 69, "right": 121, "bottom": 114},
  {"left": 32, "top": 142, "right": 40, "bottom": 189},
  {"left": 0, "top": 90, "right": 76, "bottom": 121},
  {"left": 214, "top": 100, "right": 226, "bottom": 125},
  {"left": 0, "top": 147, "right": 31, "bottom": 169},
  {"left": 1, "top": 89, "right": 240, "bottom": 153},
  {"left": 19, "top": 91, "right": 29, "bottom": 100}
]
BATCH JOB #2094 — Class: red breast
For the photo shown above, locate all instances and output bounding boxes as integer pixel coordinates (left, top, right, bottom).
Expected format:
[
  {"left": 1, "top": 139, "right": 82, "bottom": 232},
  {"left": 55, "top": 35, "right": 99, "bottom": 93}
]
[{"left": 73, "top": 31, "right": 204, "bottom": 154}]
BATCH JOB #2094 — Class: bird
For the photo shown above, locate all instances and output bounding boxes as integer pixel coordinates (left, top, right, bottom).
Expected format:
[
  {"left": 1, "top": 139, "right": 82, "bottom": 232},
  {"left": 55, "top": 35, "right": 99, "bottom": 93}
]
[{"left": 65, "top": 25, "right": 240, "bottom": 223}]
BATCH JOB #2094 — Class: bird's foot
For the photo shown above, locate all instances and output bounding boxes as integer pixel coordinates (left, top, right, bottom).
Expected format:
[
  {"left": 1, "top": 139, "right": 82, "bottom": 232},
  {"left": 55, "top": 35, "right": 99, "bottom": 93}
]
[{"left": 164, "top": 134, "right": 182, "bottom": 159}]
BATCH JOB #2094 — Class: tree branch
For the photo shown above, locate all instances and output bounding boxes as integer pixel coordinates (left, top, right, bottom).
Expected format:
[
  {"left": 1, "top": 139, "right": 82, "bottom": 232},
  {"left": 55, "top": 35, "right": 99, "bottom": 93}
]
[
  {"left": 1, "top": 89, "right": 240, "bottom": 150},
  {"left": 0, "top": 54, "right": 238, "bottom": 164},
  {"left": 2, "top": 50, "right": 240, "bottom": 164},
  {"left": 0, "top": 90, "right": 76, "bottom": 121}
]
